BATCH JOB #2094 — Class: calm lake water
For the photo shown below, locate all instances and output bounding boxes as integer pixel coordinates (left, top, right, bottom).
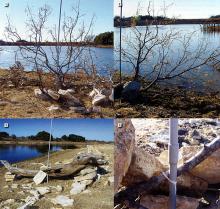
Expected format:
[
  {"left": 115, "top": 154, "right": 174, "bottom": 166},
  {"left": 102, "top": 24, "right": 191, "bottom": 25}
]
[
  {"left": 0, "top": 144, "right": 75, "bottom": 165},
  {"left": 0, "top": 46, "right": 113, "bottom": 76},
  {"left": 114, "top": 24, "right": 220, "bottom": 92}
]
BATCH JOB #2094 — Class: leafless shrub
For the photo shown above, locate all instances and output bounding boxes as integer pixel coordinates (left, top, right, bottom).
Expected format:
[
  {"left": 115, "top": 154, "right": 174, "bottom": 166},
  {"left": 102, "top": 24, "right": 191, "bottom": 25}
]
[
  {"left": 8, "top": 61, "right": 25, "bottom": 87},
  {"left": 5, "top": 1, "right": 95, "bottom": 90}
]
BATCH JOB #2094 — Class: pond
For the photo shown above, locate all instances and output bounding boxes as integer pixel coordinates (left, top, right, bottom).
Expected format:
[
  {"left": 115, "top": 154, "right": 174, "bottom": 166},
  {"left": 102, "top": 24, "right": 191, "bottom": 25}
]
[
  {"left": 0, "top": 144, "right": 76, "bottom": 165},
  {"left": 0, "top": 46, "right": 113, "bottom": 76},
  {"left": 114, "top": 24, "right": 220, "bottom": 92}
]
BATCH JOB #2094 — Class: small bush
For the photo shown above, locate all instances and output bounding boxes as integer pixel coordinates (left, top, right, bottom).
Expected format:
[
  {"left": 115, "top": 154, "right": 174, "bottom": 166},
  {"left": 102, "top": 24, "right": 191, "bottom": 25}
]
[{"left": 8, "top": 61, "right": 25, "bottom": 87}]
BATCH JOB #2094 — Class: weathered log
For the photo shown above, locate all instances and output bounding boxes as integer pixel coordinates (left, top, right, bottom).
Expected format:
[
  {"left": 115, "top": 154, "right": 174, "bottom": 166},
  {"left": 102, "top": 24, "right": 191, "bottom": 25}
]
[
  {"left": 115, "top": 138, "right": 220, "bottom": 208},
  {"left": 0, "top": 153, "right": 106, "bottom": 178}
]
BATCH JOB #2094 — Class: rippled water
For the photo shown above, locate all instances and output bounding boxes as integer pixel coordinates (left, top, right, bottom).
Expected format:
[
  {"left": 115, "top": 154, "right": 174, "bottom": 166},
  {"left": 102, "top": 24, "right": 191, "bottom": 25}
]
[{"left": 114, "top": 25, "right": 220, "bottom": 92}]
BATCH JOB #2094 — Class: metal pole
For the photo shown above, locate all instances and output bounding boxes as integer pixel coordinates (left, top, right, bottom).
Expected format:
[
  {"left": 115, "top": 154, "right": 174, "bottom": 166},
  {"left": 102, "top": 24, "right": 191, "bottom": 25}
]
[
  {"left": 46, "top": 118, "right": 53, "bottom": 183},
  {"left": 119, "top": 0, "right": 123, "bottom": 84},
  {"left": 57, "top": 0, "right": 63, "bottom": 69},
  {"left": 58, "top": 0, "right": 63, "bottom": 43},
  {"left": 169, "top": 118, "right": 179, "bottom": 209}
]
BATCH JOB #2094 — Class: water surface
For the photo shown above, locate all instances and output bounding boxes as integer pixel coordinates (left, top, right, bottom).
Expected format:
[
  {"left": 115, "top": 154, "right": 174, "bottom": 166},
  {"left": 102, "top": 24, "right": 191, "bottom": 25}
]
[
  {"left": 114, "top": 24, "right": 220, "bottom": 92},
  {"left": 0, "top": 144, "right": 76, "bottom": 165},
  {"left": 0, "top": 46, "right": 113, "bottom": 76}
]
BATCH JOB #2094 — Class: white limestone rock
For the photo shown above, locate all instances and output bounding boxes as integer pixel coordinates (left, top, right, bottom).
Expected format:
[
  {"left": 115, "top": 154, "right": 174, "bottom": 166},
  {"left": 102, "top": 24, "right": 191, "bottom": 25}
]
[
  {"left": 34, "top": 89, "right": 49, "bottom": 100},
  {"left": 48, "top": 105, "right": 60, "bottom": 112},
  {"left": 92, "top": 93, "right": 108, "bottom": 106},
  {"left": 47, "top": 89, "right": 60, "bottom": 101},
  {"left": 74, "top": 171, "right": 97, "bottom": 182},
  {"left": 36, "top": 187, "right": 51, "bottom": 195},
  {"left": 33, "top": 170, "right": 47, "bottom": 185},
  {"left": 51, "top": 195, "right": 74, "bottom": 207},
  {"left": 70, "top": 182, "right": 87, "bottom": 195}
]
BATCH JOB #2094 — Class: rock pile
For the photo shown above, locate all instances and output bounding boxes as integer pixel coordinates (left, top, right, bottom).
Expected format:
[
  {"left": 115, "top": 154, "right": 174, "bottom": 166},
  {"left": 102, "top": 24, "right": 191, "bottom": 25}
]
[
  {"left": 178, "top": 119, "right": 220, "bottom": 146},
  {"left": 1, "top": 149, "right": 112, "bottom": 209},
  {"left": 34, "top": 88, "right": 88, "bottom": 113},
  {"left": 35, "top": 87, "right": 114, "bottom": 113},
  {"left": 89, "top": 88, "right": 114, "bottom": 107},
  {"left": 70, "top": 167, "right": 97, "bottom": 195}
]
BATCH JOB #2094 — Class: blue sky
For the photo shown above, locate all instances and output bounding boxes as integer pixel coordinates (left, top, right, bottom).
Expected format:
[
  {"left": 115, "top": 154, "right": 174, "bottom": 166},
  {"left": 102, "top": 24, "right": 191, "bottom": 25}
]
[
  {"left": 0, "top": 119, "right": 114, "bottom": 141},
  {"left": 0, "top": 0, "right": 113, "bottom": 40},
  {"left": 114, "top": 0, "right": 220, "bottom": 18}
]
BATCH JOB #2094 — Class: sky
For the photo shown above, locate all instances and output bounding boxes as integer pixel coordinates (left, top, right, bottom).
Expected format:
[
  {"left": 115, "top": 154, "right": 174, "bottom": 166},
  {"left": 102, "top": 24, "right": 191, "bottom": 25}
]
[
  {"left": 0, "top": 0, "right": 113, "bottom": 40},
  {"left": 0, "top": 119, "right": 114, "bottom": 141},
  {"left": 114, "top": 0, "right": 220, "bottom": 19}
]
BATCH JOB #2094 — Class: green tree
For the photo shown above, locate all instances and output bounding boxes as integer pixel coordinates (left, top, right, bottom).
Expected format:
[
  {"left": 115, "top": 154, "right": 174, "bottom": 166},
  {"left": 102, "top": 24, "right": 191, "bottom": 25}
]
[
  {"left": 61, "top": 135, "right": 68, "bottom": 141},
  {"left": 35, "top": 131, "right": 53, "bottom": 141},
  {"left": 94, "top": 32, "right": 113, "bottom": 45},
  {"left": 0, "top": 132, "right": 9, "bottom": 139},
  {"left": 67, "top": 134, "right": 85, "bottom": 142}
]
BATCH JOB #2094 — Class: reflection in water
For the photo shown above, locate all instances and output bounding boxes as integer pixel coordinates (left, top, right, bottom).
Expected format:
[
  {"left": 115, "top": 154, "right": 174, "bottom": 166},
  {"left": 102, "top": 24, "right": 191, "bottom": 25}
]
[{"left": 0, "top": 144, "right": 76, "bottom": 165}]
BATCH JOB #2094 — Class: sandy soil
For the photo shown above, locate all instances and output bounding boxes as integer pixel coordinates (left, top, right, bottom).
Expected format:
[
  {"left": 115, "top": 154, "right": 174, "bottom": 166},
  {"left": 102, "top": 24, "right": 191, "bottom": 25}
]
[{"left": 0, "top": 143, "right": 114, "bottom": 209}]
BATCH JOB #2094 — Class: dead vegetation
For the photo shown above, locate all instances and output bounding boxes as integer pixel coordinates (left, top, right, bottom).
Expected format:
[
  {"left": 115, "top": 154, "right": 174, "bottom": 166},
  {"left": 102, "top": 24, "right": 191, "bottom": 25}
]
[{"left": 0, "top": 68, "right": 114, "bottom": 118}]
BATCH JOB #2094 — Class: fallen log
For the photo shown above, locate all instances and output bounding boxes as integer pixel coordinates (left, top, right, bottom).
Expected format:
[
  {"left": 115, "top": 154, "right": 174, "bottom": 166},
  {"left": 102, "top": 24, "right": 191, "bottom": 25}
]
[
  {"left": 0, "top": 153, "right": 107, "bottom": 178},
  {"left": 115, "top": 138, "right": 220, "bottom": 208}
]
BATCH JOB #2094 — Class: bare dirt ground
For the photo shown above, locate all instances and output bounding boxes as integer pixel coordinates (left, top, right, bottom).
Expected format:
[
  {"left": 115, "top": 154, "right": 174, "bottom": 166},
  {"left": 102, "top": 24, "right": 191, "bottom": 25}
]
[
  {"left": 0, "top": 143, "right": 114, "bottom": 209},
  {"left": 0, "top": 69, "right": 114, "bottom": 118}
]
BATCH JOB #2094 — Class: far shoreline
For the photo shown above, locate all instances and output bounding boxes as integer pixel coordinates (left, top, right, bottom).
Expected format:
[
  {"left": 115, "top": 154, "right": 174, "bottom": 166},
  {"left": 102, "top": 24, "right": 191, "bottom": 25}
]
[
  {"left": 0, "top": 42, "right": 113, "bottom": 49},
  {"left": 114, "top": 18, "right": 220, "bottom": 27},
  {"left": 0, "top": 140, "right": 113, "bottom": 146}
]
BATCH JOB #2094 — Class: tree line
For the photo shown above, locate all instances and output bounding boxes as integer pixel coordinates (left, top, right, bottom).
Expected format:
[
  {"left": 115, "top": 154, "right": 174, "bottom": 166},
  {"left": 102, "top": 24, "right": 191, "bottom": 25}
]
[
  {"left": 0, "top": 32, "right": 113, "bottom": 46},
  {"left": 0, "top": 131, "right": 85, "bottom": 142},
  {"left": 114, "top": 15, "right": 220, "bottom": 27}
]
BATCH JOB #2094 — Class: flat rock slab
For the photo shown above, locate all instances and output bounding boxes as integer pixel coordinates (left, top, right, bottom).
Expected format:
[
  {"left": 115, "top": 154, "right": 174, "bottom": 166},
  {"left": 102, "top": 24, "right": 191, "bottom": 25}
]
[
  {"left": 36, "top": 186, "right": 51, "bottom": 195},
  {"left": 80, "top": 167, "right": 97, "bottom": 175},
  {"left": 74, "top": 171, "right": 97, "bottom": 182},
  {"left": 70, "top": 182, "right": 87, "bottom": 195},
  {"left": 51, "top": 195, "right": 74, "bottom": 207},
  {"left": 33, "top": 171, "right": 47, "bottom": 185}
]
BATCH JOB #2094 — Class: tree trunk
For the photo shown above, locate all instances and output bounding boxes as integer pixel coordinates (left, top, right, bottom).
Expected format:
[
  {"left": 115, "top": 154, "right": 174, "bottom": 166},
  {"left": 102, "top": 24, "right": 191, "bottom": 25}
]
[
  {"left": 134, "top": 64, "right": 140, "bottom": 81},
  {"left": 1, "top": 153, "right": 106, "bottom": 178},
  {"left": 55, "top": 73, "right": 65, "bottom": 90}
]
